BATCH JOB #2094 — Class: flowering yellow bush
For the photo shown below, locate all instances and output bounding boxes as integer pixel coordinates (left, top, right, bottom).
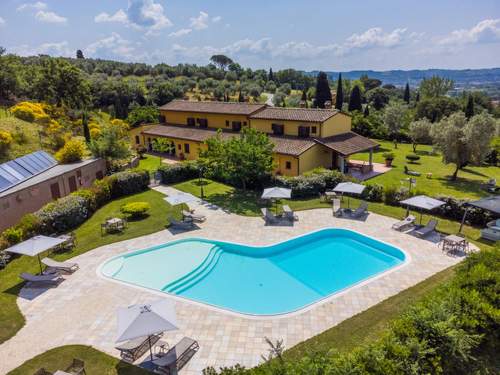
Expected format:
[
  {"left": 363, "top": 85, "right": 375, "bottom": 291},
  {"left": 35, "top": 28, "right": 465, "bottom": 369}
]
[
  {"left": 55, "top": 139, "right": 87, "bottom": 163},
  {"left": 10, "top": 102, "right": 49, "bottom": 123},
  {"left": 110, "top": 118, "right": 129, "bottom": 137},
  {"left": 0, "top": 130, "right": 13, "bottom": 154}
]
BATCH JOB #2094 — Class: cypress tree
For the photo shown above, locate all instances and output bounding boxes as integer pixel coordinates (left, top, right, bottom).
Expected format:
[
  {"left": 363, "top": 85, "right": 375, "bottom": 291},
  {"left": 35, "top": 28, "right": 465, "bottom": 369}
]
[
  {"left": 403, "top": 82, "right": 410, "bottom": 104},
  {"left": 301, "top": 89, "right": 308, "bottom": 108},
  {"left": 415, "top": 91, "right": 420, "bottom": 102},
  {"left": 238, "top": 91, "right": 244, "bottom": 102},
  {"left": 314, "top": 71, "right": 332, "bottom": 109},
  {"left": 348, "top": 85, "right": 362, "bottom": 112},
  {"left": 335, "top": 73, "right": 343, "bottom": 110},
  {"left": 82, "top": 112, "right": 90, "bottom": 142},
  {"left": 465, "top": 94, "right": 474, "bottom": 119},
  {"left": 268, "top": 68, "right": 274, "bottom": 82},
  {"left": 364, "top": 105, "right": 370, "bottom": 117},
  {"left": 76, "top": 49, "right": 84, "bottom": 59}
]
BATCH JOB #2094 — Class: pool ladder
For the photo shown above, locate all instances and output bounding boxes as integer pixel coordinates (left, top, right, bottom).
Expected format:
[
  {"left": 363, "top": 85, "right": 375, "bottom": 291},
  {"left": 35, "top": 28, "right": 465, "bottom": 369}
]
[{"left": 162, "top": 246, "right": 223, "bottom": 294}]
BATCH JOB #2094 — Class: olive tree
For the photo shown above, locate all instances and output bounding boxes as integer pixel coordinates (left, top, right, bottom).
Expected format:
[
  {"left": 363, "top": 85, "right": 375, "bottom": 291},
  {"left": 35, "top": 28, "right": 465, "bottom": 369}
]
[
  {"left": 383, "top": 101, "right": 409, "bottom": 148},
  {"left": 431, "top": 112, "right": 498, "bottom": 180},
  {"left": 409, "top": 119, "right": 432, "bottom": 152}
]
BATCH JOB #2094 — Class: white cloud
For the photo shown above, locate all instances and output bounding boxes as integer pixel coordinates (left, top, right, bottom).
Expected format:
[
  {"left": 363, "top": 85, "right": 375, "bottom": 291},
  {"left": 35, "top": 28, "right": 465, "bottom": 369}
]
[
  {"left": 169, "top": 28, "right": 192, "bottom": 38},
  {"left": 86, "top": 32, "right": 137, "bottom": 60},
  {"left": 35, "top": 10, "right": 67, "bottom": 24},
  {"left": 212, "top": 16, "right": 222, "bottom": 23},
  {"left": 10, "top": 41, "right": 72, "bottom": 57},
  {"left": 439, "top": 19, "right": 500, "bottom": 45},
  {"left": 0, "top": 17, "right": 5, "bottom": 26},
  {"left": 94, "top": 9, "right": 128, "bottom": 24},
  {"left": 190, "top": 11, "right": 209, "bottom": 30},
  {"left": 17, "top": 2, "right": 47, "bottom": 12},
  {"left": 93, "top": 0, "right": 171, "bottom": 36},
  {"left": 344, "top": 27, "right": 407, "bottom": 51}
]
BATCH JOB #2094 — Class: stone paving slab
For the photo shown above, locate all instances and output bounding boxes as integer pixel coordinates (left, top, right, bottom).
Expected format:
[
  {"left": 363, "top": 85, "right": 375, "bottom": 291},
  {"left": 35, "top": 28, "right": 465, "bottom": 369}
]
[{"left": 0, "top": 185, "right": 468, "bottom": 374}]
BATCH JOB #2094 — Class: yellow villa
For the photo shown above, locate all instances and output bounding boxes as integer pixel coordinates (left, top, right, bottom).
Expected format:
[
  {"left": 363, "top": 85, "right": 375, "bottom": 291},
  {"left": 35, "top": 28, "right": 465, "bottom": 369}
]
[{"left": 130, "top": 100, "right": 378, "bottom": 176}]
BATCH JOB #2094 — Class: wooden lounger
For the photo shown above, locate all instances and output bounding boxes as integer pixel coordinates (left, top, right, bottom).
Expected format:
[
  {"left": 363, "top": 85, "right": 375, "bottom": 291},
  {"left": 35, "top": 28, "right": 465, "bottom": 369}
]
[
  {"left": 116, "top": 334, "right": 162, "bottom": 363},
  {"left": 153, "top": 337, "right": 199, "bottom": 374}
]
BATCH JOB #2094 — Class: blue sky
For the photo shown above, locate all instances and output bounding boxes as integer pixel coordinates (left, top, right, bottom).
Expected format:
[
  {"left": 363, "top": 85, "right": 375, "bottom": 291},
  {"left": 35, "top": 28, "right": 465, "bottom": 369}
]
[{"left": 0, "top": 0, "right": 499, "bottom": 71}]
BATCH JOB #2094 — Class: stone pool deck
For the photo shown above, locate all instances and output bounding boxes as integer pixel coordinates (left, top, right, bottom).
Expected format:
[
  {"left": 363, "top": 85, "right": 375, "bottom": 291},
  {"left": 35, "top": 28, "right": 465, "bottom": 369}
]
[{"left": 0, "top": 185, "right": 468, "bottom": 374}]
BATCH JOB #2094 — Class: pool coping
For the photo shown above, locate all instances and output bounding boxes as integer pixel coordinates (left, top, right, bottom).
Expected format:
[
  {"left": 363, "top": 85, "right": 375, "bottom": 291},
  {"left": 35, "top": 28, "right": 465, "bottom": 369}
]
[{"left": 96, "top": 227, "right": 411, "bottom": 320}]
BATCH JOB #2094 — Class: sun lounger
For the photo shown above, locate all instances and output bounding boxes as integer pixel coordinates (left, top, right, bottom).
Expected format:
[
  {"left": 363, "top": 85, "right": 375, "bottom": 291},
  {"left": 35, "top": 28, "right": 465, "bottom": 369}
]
[
  {"left": 392, "top": 215, "right": 416, "bottom": 231},
  {"left": 182, "top": 210, "right": 206, "bottom": 223},
  {"left": 282, "top": 205, "right": 298, "bottom": 221},
  {"left": 404, "top": 166, "right": 421, "bottom": 176},
  {"left": 261, "top": 207, "right": 278, "bottom": 224},
  {"left": 350, "top": 202, "right": 368, "bottom": 218},
  {"left": 414, "top": 219, "right": 438, "bottom": 238},
  {"left": 20, "top": 272, "right": 61, "bottom": 285},
  {"left": 168, "top": 216, "right": 195, "bottom": 230},
  {"left": 116, "top": 334, "right": 163, "bottom": 363},
  {"left": 42, "top": 258, "right": 79, "bottom": 273},
  {"left": 153, "top": 337, "right": 199, "bottom": 374}
]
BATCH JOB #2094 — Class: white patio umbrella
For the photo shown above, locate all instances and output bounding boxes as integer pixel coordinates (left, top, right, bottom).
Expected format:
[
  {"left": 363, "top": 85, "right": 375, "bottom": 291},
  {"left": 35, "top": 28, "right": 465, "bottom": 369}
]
[
  {"left": 261, "top": 187, "right": 292, "bottom": 214},
  {"left": 5, "top": 235, "right": 66, "bottom": 274},
  {"left": 333, "top": 182, "right": 366, "bottom": 209},
  {"left": 116, "top": 299, "right": 178, "bottom": 361},
  {"left": 400, "top": 195, "right": 445, "bottom": 224},
  {"left": 164, "top": 192, "right": 197, "bottom": 206}
]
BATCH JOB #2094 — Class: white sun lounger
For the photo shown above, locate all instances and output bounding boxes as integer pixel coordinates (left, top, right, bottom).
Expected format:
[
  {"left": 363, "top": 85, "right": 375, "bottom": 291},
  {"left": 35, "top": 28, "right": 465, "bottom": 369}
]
[
  {"left": 42, "top": 257, "right": 79, "bottom": 273},
  {"left": 392, "top": 215, "right": 416, "bottom": 231},
  {"left": 414, "top": 219, "right": 438, "bottom": 238}
]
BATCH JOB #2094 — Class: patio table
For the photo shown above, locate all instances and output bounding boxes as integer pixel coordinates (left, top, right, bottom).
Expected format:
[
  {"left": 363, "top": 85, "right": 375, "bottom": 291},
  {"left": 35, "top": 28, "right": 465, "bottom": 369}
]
[
  {"left": 442, "top": 234, "right": 469, "bottom": 254},
  {"left": 323, "top": 191, "right": 337, "bottom": 202},
  {"left": 106, "top": 217, "right": 125, "bottom": 233}
]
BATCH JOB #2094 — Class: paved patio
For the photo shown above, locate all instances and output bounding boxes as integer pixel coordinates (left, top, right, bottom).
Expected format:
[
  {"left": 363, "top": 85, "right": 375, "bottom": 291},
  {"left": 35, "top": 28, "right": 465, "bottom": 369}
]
[{"left": 0, "top": 185, "right": 468, "bottom": 374}]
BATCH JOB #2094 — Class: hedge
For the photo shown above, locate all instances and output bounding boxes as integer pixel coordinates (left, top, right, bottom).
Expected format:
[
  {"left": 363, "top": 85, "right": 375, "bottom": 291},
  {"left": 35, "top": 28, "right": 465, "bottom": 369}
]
[
  {"left": 204, "top": 248, "right": 500, "bottom": 375},
  {"left": 157, "top": 161, "right": 199, "bottom": 184},
  {"left": 0, "top": 169, "right": 151, "bottom": 244}
]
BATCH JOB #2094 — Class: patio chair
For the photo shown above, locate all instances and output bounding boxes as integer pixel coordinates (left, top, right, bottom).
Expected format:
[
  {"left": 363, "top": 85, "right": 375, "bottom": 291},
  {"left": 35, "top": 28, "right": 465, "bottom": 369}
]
[
  {"left": 414, "top": 219, "right": 438, "bottom": 238},
  {"left": 65, "top": 358, "right": 86, "bottom": 375},
  {"left": 404, "top": 166, "right": 421, "bottom": 176},
  {"left": 168, "top": 216, "right": 195, "bottom": 230},
  {"left": 392, "top": 215, "right": 416, "bottom": 231},
  {"left": 33, "top": 368, "right": 53, "bottom": 375},
  {"left": 182, "top": 210, "right": 206, "bottom": 223},
  {"left": 282, "top": 205, "right": 298, "bottom": 221},
  {"left": 20, "top": 272, "right": 62, "bottom": 285},
  {"left": 261, "top": 207, "right": 278, "bottom": 224},
  {"left": 350, "top": 202, "right": 368, "bottom": 219},
  {"left": 153, "top": 337, "right": 199, "bottom": 374},
  {"left": 42, "top": 257, "right": 79, "bottom": 273},
  {"left": 116, "top": 334, "right": 162, "bottom": 363}
]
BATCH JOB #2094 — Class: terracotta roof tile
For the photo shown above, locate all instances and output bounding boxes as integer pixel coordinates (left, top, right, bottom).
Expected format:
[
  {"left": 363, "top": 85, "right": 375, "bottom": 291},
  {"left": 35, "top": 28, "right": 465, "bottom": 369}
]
[
  {"left": 268, "top": 136, "right": 316, "bottom": 156},
  {"left": 315, "top": 132, "right": 378, "bottom": 156},
  {"left": 159, "top": 100, "right": 266, "bottom": 115},
  {"left": 250, "top": 107, "right": 340, "bottom": 122}
]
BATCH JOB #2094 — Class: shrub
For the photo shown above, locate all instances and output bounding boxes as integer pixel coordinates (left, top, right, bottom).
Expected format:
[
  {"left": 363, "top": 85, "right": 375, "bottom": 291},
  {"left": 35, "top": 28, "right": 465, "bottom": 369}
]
[
  {"left": 157, "top": 161, "right": 199, "bottom": 184},
  {"left": 136, "top": 146, "right": 147, "bottom": 158},
  {"left": 91, "top": 178, "right": 112, "bottom": 207},
  {"left": 55, "top": 139, "right": 87, "bottom": 163},
  {"left": 384, "top": 185, "right": 410, "bottom": 205},
  {"left": 71, "top": 188, "right": 98, "bottom": 212},
  {"left": 120, "top": 202, "right": 150, "bottom": 218},
  {"left": 0, "top": 130, "right": 13, "bottom": 155},
  {"left": 406, "top": 153, "right": 421, "bottom": 163},
  {"left": 10, "top": 101, "right": 48, "bottom": 123},
  {"left": 382, "top": 152, "right": 395, "bottom": 160},
  {"left": 107, "top": 169, "right": 150, "bottom": 198},
  {"left": 35, "top": 195, "right": 90, "bottom": 233},
  {"left": 362, "top": 184, "right": 384, "bottom": 202},
  {"left": 2, "top": 227, "right": 23, "bottom": 246},
  {"left": 15, "top": 213, "right": 41, "bottom": 238},
  {"left": 435, "top": 196, "right": 493, "bottom": 227}
]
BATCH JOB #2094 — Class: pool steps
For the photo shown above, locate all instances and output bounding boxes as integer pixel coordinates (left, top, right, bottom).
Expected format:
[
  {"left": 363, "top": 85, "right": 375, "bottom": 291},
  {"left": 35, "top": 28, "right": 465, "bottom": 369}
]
[{"left": 162, "top": 245, "right": 223, "bottom": 293}]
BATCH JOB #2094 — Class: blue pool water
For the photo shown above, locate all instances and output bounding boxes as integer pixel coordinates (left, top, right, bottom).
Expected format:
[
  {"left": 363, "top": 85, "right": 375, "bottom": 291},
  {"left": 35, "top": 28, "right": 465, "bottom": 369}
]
[{"left": 101, "top": 229, "right": 405, "bottom": 315}]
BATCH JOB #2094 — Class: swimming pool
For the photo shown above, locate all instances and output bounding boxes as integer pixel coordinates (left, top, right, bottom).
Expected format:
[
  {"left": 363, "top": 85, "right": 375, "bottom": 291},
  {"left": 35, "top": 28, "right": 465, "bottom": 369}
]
[{"left": 100, "top": 229, "right": 406, "bottom": 315}]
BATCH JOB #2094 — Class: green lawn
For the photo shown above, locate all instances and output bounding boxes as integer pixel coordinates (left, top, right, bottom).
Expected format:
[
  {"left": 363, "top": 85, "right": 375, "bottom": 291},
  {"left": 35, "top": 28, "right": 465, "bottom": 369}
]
[
  {"left": 0, "top": 189, "right": 179, "bottom": 344},
  {"left": 137, "top": 154, "right": 162, "bottom": 174},
  {"left": 351, "top": 140, "right": 499, "bottom": 199},
  {"left": 7, "top": 345, "right": 149, "bottom": 375}
]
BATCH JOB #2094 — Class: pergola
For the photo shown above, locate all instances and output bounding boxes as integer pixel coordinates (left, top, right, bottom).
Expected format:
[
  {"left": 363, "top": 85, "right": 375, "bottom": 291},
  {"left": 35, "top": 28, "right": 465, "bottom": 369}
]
[{"left": 459, "top": 196, "right": 500, "bottom": 233}]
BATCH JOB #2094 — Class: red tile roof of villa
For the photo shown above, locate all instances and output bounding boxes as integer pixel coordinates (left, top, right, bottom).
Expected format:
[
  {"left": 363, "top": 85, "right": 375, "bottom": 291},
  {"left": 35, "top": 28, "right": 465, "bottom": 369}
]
[
  {"left": 249, "top": 107, "right": 340, "bottom": 122},
  {"left": 315, "top": 132, "right": 379, "bottom": 156},
  {"left": 159, "top": 100, "right": 267, "bottom": 115}
]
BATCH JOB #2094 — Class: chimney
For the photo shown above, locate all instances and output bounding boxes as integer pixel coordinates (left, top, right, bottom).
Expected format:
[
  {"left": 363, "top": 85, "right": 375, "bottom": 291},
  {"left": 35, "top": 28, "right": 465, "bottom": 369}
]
[{"left": 324, "top": 100, "right": 332, "bottom": 109}]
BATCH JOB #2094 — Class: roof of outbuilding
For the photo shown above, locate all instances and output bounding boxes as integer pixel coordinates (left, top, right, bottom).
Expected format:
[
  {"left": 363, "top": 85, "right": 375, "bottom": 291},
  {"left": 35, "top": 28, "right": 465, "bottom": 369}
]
[
  {"left": 315, "top": 132, "right": 379, "bottom": 156},
  {"left": 159, "top": 100, "right": 267, "bottom": 116},
  {"left": 249, "top": 107, "right": 340, "bottom": 122}
]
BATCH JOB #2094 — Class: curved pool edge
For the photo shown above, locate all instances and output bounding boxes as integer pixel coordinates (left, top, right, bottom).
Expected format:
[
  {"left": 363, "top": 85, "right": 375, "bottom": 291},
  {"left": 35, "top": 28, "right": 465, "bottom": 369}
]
[{"left": 96, "top": 227, "right": 412, "bottom": 320}]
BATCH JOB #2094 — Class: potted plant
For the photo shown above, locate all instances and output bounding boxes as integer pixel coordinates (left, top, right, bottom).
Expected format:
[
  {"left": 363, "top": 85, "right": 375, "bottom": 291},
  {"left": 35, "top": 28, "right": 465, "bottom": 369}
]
[
  {"left": 406, "top": 153, "right": 420, "bottom": 164},
  {"left": 383, "top": 152, "right": 395, "bottom": 167}
]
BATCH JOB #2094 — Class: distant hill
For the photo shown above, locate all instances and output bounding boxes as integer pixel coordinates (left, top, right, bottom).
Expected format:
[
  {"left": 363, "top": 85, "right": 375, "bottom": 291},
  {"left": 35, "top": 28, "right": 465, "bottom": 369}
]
[{"left": 307, "top": 68, "right": 500, "bottom": 88}]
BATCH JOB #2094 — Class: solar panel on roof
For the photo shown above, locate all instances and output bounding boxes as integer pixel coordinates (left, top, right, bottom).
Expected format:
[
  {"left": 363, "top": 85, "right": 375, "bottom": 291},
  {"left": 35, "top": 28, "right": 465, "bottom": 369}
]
[{"left": 0, "top": 151, "right": 58, "bottom": 193}]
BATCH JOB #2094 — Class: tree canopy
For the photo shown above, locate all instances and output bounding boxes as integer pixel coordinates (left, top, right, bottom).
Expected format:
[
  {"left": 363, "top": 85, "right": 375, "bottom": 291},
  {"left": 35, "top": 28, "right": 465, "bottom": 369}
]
[
  {"left": 419, "top": 76, "right": 454, "bottom": 98},
  {"left": 335, "top": 73, "right": 343, "bottom": 110},
  {"left": 209, "top": 55, "right": 234, "bottom": 70},
  {"left": 348, "top": 85, "right": 363, "bottom": 112}
]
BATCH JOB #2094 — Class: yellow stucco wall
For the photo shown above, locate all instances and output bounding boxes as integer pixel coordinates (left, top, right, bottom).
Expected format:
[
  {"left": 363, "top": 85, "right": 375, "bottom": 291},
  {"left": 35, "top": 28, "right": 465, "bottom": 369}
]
[
  {"left": 321, "top": 113, "right": 352, "bottom": 137},
  {"left": 250, "top": 119, "right": 321, "bottom": 137},
  {"left": 273, "top": 153, "right": 299, "bottom": 176},
  {"left": 160, "top": 110, "right": 250, "bottom": 130},
  {"left": 298, "top": 144, "right": 333, "bottom": 174}
]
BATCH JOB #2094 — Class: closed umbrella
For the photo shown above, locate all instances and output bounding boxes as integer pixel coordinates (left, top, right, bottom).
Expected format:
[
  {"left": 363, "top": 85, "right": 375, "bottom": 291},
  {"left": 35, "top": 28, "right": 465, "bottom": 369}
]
[
  {"left": 333, "top": 182, "right": 366, "bottom": 209},
  {"left": 116, "top": 299, "right": 178, "bottom": 361},
  {"left": 5, "top": 235, "right": 66, "bottom": 273},
  {"left": 400, "top": 195, "right": 445, "bottom": 224},
  {"left": 261, "top": 187, "right": 292, "bottom": 214}
]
